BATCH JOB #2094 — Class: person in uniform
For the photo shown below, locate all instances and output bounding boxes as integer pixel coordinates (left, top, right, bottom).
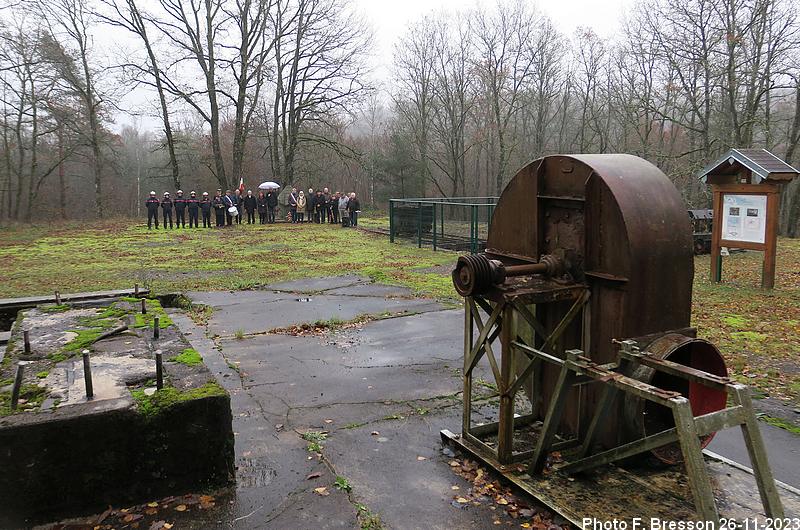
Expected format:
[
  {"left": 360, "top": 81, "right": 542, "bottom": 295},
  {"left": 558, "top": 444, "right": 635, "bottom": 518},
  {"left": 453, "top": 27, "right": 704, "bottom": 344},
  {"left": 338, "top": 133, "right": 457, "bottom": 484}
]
[
  {"left": 200, "top": 192, "right": 212, "bottom": 228},
  {"left": 224, "top": 189, "right": 235, "bottom": 226},
  {"left": 288, "top": 187, "right": 298, "bottom": 223},
  {"left": 174, "top": 190, "right": 187, "bottom": 228},
  {"left": 187, "top": 191, "right": 199, "bottom": 228},
  {"left": 161, "top": 192, "right": 174, "bottom": 229},
  {"left": 257, "top": 191, "right": 268, "bottom": 224},
  {"left": 146, "top": 191, "right": 160, "bottom": 229},
  {"left": 267, "top": 189, "right": 278, "bottom": 223},
  {"left": 243, "top": 190, "right": 257, "bottom": 224},
  {"left": 213, "top": 189, "right": 226, "bottom": 227},
  {"left": 234, "top": 189, "right": 243, "bottom": 224}
]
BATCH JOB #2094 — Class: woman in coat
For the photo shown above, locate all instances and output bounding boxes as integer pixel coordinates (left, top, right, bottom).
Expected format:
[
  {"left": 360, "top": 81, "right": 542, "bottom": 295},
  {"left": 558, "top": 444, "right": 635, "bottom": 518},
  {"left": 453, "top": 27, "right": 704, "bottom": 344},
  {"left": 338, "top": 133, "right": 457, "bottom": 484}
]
[
  {"left": 296, "top": 191, "right": 307, "bottom": 222},
  {"left": 305, "top": 188, "right": 315, "bottom": 223},
  {"left": 257, "top": 192, "right": 268, "bottom": 224}
]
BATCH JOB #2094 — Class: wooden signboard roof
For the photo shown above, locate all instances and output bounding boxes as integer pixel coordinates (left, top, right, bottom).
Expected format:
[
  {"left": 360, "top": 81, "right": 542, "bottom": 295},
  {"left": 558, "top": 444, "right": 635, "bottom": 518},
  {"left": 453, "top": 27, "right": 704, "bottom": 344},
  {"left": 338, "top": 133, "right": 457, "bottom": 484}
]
[{"left": 698, "top": 148, "right": 799, "bottom": 183}]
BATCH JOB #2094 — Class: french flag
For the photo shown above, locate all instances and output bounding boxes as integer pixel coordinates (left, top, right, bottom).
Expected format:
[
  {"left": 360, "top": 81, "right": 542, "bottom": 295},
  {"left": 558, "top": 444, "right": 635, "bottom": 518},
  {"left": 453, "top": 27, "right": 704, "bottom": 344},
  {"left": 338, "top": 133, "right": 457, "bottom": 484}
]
[{"left": 238, "top": 177, "right": 245, "bottom": 195}]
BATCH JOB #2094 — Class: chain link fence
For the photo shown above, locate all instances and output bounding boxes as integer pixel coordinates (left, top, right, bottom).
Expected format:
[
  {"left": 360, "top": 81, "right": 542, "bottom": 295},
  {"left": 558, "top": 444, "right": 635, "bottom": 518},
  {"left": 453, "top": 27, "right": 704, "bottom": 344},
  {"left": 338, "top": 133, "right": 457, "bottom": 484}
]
[{"left": 389, "top": 197, "right": 499, "bottom": 253}]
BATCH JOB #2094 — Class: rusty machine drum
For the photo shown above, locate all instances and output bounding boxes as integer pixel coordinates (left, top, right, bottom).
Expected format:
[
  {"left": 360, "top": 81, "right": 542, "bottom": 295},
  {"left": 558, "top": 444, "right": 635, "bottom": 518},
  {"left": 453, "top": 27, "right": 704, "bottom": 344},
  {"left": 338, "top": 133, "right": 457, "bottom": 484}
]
[{"left": 453, "top": 154, "right": 727, "bottom": 457}]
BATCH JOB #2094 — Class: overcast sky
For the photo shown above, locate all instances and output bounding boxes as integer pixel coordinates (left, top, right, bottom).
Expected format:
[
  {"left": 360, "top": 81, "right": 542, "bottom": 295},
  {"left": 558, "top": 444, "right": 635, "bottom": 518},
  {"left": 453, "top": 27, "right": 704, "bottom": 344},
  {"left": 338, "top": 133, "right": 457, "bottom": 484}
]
[{"left": 116, "top": 0, "right": 632, "bottom": 133}]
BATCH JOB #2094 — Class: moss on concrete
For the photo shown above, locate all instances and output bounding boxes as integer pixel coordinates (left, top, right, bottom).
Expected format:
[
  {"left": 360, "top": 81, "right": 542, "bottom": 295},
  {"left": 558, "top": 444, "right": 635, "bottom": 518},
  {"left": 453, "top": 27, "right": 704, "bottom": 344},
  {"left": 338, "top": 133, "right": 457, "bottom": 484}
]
[
  {"left": 131, "top": 381, "right": 226, "bottom": 418},
  {"left": 0, "top": 384, "right": 46, "bottom": 416},
  {"left": 172, "top": 348, "right": 203, "bottom": 366},
  {"left": 132, "top": 299, "right": 173, "bottom": 329}
]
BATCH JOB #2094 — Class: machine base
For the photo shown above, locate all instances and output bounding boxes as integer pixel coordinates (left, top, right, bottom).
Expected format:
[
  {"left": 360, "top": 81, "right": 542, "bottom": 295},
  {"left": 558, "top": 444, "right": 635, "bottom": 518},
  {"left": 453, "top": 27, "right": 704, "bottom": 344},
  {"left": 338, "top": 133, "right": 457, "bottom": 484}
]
[{"left": 440, "top": 429, "right": 800, "bottom": 525}]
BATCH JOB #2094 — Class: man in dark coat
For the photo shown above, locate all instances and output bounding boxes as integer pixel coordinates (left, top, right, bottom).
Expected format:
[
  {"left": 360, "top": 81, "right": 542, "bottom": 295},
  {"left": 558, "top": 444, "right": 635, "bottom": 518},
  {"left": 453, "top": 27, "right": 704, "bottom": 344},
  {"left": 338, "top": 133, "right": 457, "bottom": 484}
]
[
  {"left": 213, "top": 189, "right": 226, "bottom": 227},
  {"left": 186, "top": 191, "right": 199, "bottom": 228},
  {"left": 161, "top": 192, "right": 174, "bottom": 229},
  {"left": 314, "top": 190, "right": 325, "bottom": 223},
  {"left": 266, "top": 190, "right": 278, "bottom": 223},
  {"left": 174, "top": 190, "right": 187, "bottom": 227},
  {"left": 347, "top": 192, "right": 360, "bottom": 227},
  {"left": 322, "top": 187, "right": 332, "bottom": 223},
  {"left": 243, "top": 190, "right": 257, "bottom": 224},
  {"left": 145, "top": 191, "right": 160, "bottom": 229},
  {"left": 200, "top": 192, "right": 213, "bottom": 228},
  {"left": 257, "top": 191, "right": 268, "bottom": 224},
  {"left": 331, "top": 192, "right": 340, "bottom": 224},
  {"left": 288, "top": 187, "right": 298, "bottom": 223}
]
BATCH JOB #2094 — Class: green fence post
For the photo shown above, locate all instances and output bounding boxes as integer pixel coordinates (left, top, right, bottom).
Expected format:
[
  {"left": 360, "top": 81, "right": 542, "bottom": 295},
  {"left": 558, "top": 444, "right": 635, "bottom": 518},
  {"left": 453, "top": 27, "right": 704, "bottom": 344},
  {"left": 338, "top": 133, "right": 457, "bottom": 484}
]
[
  {"left": 417, "top": 201, "right": 423, "bottom": 248},
  {"left": 471, "top": 205, "right": 478, "bottom": 254},
  {"left": 432, "top": 203, "right": 438, "bottom": 251},
  {"left": 389, "top": 200, "right": 395, "bottom": 243}
]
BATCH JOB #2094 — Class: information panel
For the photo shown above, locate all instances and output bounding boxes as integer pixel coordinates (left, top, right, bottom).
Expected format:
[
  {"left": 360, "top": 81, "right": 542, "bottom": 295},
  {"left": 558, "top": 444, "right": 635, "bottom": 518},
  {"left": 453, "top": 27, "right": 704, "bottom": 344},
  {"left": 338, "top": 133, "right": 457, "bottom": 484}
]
[{"left": 721, "top": 193, "right": 767, "bottom": 244}]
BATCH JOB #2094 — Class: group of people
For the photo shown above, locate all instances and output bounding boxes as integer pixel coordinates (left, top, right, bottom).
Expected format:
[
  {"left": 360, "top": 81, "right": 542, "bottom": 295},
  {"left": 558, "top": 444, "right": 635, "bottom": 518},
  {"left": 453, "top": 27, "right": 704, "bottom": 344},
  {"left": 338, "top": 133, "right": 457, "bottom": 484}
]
[
  {"left": 286, "top": 187, "right": 361, "bottom": 227},
  {"left": 144, "top": 187, "right": 361, "bottom": 229}
]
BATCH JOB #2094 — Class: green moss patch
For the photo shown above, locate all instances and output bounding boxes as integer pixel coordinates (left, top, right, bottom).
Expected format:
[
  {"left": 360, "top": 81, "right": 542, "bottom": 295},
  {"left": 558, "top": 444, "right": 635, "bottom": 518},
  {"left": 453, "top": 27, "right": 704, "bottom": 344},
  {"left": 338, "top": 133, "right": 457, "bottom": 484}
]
[
  {"left": 133, "top": 299, "right": 173, "bottom": 329},
  {"left": 172, "top": 348, "right": 203, "bottom": 366},
  {"left": 131, "top": 381, "right": 226, "bottom": 417},
  {"left": 0, "top": 384, "right": 47, "bottom": 416}
]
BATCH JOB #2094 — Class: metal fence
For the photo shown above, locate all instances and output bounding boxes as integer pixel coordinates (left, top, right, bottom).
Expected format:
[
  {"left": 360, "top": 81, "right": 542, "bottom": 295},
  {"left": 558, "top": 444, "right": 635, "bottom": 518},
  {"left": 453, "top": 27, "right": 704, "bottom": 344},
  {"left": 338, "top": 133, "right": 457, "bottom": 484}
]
[{"left": 389, "top": 197, "right": 499, "bottom": 253}]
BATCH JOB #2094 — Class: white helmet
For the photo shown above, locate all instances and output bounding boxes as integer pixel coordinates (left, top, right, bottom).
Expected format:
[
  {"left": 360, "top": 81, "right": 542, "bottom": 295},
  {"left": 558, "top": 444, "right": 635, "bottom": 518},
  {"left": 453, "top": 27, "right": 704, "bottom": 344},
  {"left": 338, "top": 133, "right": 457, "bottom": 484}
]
[
  {"left": 177, "top": 190, "right": 183, "bottom": 194},
  {"left": 149, "top": 191, "right": 156, "bottom": 196},
  {"left": 164, "top": 192, "right": 170, "bottom": 196},
  {"left": 202, "top": 192, "right": 209, "bottom": 196}
]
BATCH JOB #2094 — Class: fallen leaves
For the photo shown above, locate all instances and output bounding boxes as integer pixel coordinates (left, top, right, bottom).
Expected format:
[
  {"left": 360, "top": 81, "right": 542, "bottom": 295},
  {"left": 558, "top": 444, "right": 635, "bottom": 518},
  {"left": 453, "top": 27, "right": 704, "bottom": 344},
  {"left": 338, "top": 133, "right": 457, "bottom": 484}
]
[
  {"left": 314, "top": 487, "right": 330, "bottom": 496},
  {"left": 306, "top": 471, "right": 323, "bottom": 480},
  {"left": 447, "top": 455, "right": 567, "bottom": 529}
]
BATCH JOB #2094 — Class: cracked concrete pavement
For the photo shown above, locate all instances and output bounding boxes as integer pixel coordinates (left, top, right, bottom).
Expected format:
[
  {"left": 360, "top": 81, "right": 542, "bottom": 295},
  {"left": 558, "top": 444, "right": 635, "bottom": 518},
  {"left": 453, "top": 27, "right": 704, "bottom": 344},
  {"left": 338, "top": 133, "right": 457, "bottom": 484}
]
[{"left": 161, "top": 275, "right": 509, "bottom": 529}]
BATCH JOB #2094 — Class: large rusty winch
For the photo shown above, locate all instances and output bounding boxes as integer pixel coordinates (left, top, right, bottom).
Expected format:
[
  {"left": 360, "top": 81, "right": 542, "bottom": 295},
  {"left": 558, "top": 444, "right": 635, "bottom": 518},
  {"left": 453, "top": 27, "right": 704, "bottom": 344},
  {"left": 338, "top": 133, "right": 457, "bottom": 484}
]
[{"left": 451, "top": 154, "right": 783, "bottom": 522}]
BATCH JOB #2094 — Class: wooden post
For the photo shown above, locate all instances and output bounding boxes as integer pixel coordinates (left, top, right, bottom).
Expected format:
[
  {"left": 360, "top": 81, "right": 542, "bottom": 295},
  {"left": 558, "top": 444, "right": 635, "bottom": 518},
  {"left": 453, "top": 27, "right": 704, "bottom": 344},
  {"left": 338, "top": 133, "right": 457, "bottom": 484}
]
[
  {"left": 82, "top": 350, "right": 93, "bottom": 399},
  {"left": 153, "top": 316, "right": 160, "bottom": 339},
  {"left": 462, "top": 297, "right": 474, "bottom": 439},
  {"left": 762, "top": 191, "right": 779, "bottom": 289},
  {"left": 141, "top": 298, "right": 147, "bottom": 314},
  {"left": 54, "top": 291, "right": 61, "bottom": 305},
  {"left": 23, "top": 330, "right": 30, "bottom": 354},
  {"left": 710, "top": 185, "right": 723, "bottom": 283},
  {"left": 497, "top": 304, "right": 516, "bottom": 463},
  {"left": 134, "top": 283, "right": 139, "bottom": 296}
]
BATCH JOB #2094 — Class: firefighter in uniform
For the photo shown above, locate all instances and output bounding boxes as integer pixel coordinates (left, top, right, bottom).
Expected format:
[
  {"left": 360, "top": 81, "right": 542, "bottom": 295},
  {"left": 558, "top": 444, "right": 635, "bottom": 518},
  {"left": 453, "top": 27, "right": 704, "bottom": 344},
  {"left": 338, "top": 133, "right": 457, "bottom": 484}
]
[
  {"left": 187, "top": 191, "right": 199, "bottom": 228},
  {"left": 174, "top": 190, "right": 187, "bottom": 227},
  {"left": 200, "top": 192, "right": 212, "bottom": 228},
  {"left": 146, "top": 191, "right": 160, "bottom": 229},
  {"left": 161, "top": 192, "right": 174, "bottom": 229}
]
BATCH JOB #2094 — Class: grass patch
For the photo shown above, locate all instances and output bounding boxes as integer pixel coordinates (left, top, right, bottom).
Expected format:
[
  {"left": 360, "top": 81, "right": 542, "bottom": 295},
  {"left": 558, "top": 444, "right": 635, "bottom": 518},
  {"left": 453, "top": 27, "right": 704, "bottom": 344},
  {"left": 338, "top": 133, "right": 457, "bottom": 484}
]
[
  {"left": 172, "top": 348, "right": 203, "bottom": 366},
  {"left": 301, "top": 430, "right": 328, "bottom": 453},
  {"left": 334, "top": 475, "right": 352, "bottom": 492},
  {"left": 759, "top": 415, "right": 800, "bottom": 435},
  {"left": 344, "top": 421, "right": 367, "bottom": 429},
  {"left": 130, "top": 381, "right": 226, "bottom": 417},
  {"left": 36, "top": 370, "right": 48, "bottom": 379},
  {"left": 356, "top": 503, "right": 384, "bottom": 530}
]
